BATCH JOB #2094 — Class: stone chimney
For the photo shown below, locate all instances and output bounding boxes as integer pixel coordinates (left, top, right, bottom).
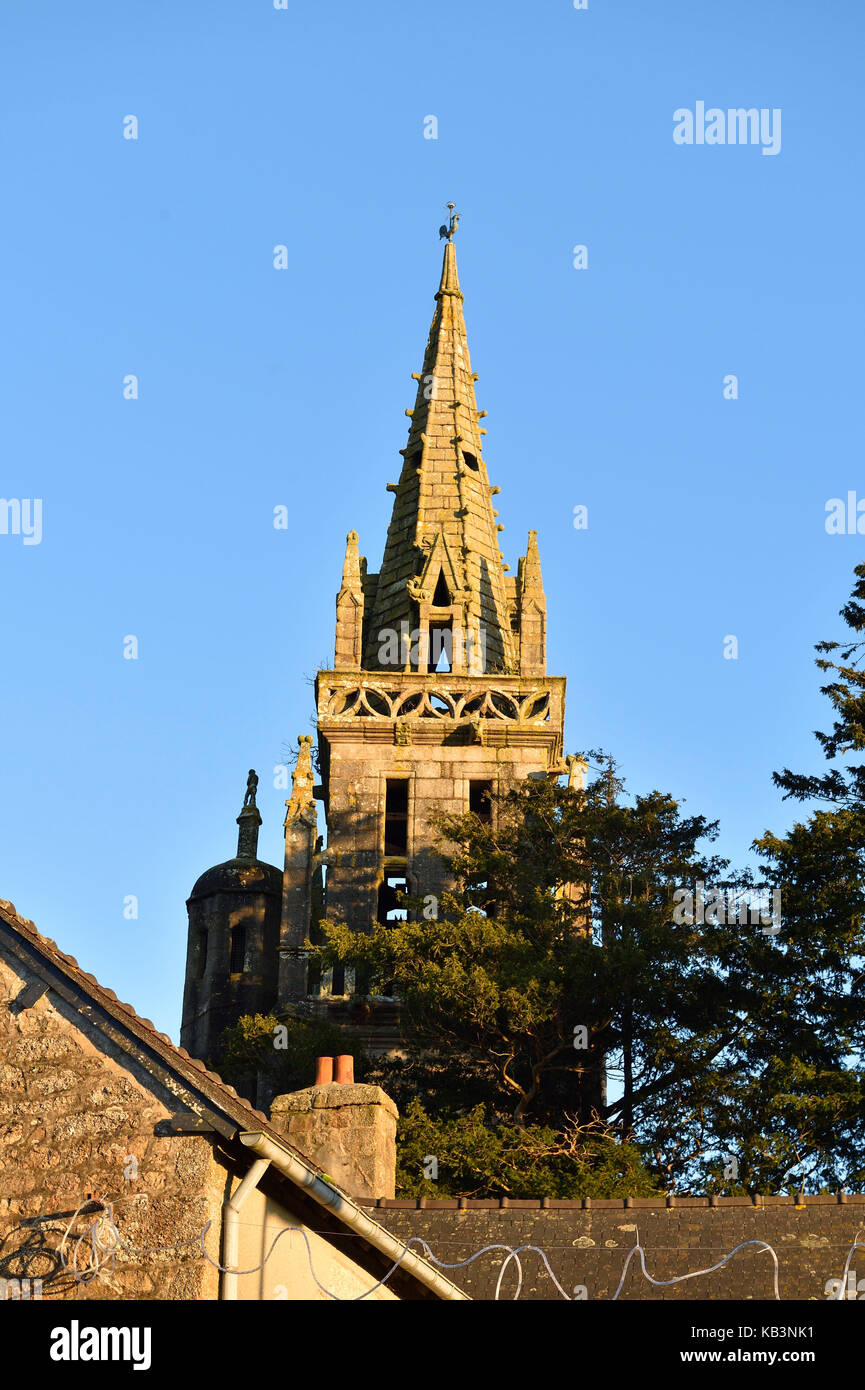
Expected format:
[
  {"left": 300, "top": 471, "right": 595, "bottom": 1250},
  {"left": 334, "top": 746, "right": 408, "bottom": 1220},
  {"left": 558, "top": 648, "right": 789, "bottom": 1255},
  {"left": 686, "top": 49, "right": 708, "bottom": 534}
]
[{"left": 269, "top": 1056, "right": 398, "bottom": 1200}]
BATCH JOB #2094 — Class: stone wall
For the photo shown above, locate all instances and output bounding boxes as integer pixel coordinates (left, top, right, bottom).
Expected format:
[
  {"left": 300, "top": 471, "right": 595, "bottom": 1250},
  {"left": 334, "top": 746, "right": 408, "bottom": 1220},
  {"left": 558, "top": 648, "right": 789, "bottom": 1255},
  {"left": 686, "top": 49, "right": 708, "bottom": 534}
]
[
  {"left": 0, "top": 951, "right": 225, "bottom": 1300},
  {"left": 363, "top": 1197, "right": 865, "bottom": 1301}
]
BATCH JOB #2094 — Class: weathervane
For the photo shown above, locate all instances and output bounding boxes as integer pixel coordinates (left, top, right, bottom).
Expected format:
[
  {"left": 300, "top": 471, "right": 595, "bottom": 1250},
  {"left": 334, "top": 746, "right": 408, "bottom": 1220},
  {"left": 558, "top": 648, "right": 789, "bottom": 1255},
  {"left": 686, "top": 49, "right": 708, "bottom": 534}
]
[{"left": 439, "top": 203, "right": 460, "bottom": 241}]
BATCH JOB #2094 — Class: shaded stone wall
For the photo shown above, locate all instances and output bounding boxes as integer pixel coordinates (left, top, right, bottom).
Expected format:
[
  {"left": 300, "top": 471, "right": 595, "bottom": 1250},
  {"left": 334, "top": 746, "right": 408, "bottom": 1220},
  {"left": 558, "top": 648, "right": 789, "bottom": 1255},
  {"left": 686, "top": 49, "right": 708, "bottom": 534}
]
[
  {"left": 182, "top": 880, "right": 280, "bottom": 1063},
  {"left": 362, "top": 1198, "right": 865, "bottom": 1301},
  {"left": 0, "top": 952, "right": 226, "bottom": 1300}
]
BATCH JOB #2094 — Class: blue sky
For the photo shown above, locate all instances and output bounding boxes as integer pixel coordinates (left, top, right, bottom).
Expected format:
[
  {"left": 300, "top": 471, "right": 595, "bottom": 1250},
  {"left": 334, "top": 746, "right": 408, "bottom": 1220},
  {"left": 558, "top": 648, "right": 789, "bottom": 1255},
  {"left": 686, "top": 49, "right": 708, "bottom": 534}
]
[{"left": 1, "top": 0, "right": 862, "bottom": 1038}]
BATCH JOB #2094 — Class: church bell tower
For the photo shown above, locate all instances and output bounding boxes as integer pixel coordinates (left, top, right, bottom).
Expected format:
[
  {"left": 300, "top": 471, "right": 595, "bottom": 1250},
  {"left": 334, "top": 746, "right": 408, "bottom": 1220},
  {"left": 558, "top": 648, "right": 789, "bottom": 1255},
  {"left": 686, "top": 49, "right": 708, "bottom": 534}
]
[
  {"left": 284, "top": 213, "right": 567, "bottom": 1005},
  {"left": 183, "top": 213, "right": 569, "bottom": 1056}
]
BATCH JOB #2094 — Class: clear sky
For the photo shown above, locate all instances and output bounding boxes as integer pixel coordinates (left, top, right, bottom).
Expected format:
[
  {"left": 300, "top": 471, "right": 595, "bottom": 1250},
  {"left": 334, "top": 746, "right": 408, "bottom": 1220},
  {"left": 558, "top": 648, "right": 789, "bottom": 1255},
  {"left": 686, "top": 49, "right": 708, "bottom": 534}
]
[{"left": 1, "top": 0, "right": 862, "bottom": 1038}]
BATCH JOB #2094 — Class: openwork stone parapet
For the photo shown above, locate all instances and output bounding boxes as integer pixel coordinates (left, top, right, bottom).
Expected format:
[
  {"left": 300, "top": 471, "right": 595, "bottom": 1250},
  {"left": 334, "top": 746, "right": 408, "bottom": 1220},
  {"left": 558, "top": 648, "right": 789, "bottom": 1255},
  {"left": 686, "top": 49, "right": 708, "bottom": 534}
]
[{"left": 317, "top": 671, "right": 564, "bottom": 729}]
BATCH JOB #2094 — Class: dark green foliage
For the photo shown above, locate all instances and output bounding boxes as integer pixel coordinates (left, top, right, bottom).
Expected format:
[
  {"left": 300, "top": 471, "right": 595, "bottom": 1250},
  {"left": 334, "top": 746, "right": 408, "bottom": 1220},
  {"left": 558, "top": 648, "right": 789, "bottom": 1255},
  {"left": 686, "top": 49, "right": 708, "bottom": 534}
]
[
  {"left": 217, "top": 1012, "right": 350, "bottom": 1106},
  {"left": 395, "top": 1099, "right": 661, "bottom": 1199},
  {"left": 318, "top": 756, "right": 768, "bottom": 1189},
  {"left": 772, "top": 561, "right": 865, "bottom": 809}
]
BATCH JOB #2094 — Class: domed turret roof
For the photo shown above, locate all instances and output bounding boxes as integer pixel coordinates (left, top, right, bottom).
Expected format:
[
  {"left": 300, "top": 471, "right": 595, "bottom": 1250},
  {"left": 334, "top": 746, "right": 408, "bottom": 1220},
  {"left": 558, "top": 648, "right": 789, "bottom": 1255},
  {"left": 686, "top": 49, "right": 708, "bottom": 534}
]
[
  {"left": 188, "top": 768, "right": 281, "bottom": 901},
  {"left": 189, "top": 857, "right": 281, "bottom": 900}
]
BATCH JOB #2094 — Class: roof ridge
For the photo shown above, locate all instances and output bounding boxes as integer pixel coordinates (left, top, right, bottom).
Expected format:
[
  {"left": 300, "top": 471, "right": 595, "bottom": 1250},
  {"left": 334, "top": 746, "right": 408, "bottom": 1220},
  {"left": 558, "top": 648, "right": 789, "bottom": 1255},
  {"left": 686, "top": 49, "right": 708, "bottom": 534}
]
[{"left": 0, "top": 897, "right": 276, "bottom": 1131}]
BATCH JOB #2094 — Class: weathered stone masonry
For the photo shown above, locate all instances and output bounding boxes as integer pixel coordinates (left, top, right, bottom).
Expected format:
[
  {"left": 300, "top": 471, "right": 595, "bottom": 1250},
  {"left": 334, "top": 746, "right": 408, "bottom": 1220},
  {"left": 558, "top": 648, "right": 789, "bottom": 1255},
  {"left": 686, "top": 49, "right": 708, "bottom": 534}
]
[{"left": 0, "top": 946, "right": 224, "bottom": 1300}]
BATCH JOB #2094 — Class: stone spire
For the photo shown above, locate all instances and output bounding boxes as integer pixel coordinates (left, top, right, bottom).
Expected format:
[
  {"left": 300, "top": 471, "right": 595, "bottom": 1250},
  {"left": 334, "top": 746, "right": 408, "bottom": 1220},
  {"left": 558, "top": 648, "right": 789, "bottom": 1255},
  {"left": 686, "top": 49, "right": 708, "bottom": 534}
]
[
  {"left": 517, "top": 529, "right": 547, "bottom": 676},
  {"left": 236, "top": 769, "right": 261, "bottom": 859},
  {"left": 334, "top": 530, "right": 364, "bottom": 670},
  {"left": 363, "top": 230, "right": 516, "bottom": 673}
]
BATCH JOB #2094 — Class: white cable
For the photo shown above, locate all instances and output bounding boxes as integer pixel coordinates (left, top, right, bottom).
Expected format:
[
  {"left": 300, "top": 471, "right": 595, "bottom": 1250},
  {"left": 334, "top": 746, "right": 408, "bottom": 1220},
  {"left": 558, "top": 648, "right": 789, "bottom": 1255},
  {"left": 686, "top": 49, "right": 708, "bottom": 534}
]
[
  {"left": 492, "top": 1244, "right": 572, "bottom": 1300},
  {"left": 399, "top": 1238, "right": 527, "bottom": 1301},
  {"left": 829, "top": 1229, "right": 865, "bottom": 1300},
  {"left": 611, "top": 1226, "right": 781, "bottom": 1300}
]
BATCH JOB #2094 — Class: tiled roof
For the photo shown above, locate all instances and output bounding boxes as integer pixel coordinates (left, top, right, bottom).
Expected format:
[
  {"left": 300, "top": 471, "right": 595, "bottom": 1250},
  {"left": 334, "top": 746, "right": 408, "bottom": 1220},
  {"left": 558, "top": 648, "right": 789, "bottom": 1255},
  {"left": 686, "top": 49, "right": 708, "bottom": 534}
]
[
  {"left": 363, "top": 1194, "right": 864, "bottom": 1209},
  {"left": 0, "top": 896, "right": 281, "bottom": 1140}
]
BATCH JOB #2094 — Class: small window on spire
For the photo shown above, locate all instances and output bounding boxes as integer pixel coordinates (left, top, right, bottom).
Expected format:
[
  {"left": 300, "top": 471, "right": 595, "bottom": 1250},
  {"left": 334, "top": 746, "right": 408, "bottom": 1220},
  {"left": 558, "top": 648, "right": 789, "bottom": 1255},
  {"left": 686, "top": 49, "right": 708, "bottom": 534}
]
[
  {"left": 432, "top": 571, "right": 450, "bottom": 606},
  {"left": 463, "top": 452, "right": 479, "bottom": 471}
]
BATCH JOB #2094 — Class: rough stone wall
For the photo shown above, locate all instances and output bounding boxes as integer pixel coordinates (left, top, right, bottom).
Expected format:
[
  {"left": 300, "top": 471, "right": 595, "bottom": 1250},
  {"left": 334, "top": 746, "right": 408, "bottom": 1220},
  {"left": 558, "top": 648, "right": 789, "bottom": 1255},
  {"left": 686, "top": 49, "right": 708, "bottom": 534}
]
[
  {"left": 0, "top": 951, "right": 225, "bottom": 1301},
  {"left": 363, "top": 1199, "right": 865, "bottom": 1301}
]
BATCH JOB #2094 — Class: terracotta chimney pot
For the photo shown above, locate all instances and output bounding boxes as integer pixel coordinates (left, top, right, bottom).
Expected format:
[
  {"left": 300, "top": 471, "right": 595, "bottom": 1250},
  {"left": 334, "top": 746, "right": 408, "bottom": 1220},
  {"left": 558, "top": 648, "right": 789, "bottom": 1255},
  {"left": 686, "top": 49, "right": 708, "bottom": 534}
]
[{"left": 314, "top": 1056, "right": 334, "bottom": 1085}]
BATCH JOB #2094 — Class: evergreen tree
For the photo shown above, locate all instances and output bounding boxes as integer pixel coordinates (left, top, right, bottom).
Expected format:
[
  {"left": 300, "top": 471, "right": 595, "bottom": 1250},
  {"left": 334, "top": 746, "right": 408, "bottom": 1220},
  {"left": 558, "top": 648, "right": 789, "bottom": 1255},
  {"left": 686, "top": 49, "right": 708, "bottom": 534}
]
[
  {"left": 749, "top": 562, "right": 865, "bottom": 1191},
  {"left": 320, "top": 756, "right": 775, "bottom": 1188}
]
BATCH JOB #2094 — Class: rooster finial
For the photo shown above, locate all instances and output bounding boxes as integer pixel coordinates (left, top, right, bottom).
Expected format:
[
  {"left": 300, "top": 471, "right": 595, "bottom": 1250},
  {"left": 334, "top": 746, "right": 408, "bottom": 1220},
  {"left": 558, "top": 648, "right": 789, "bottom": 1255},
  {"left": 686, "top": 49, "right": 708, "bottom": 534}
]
[{"left": 438, "top": 203, "right": 460, "bottom": 241}]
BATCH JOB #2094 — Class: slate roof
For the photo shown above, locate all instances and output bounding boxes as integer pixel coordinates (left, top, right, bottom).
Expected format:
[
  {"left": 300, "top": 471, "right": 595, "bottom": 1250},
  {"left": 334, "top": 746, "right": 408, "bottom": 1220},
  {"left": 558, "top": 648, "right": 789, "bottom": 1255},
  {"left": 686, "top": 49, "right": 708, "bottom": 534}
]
[{"left": 359, "top": 1196, "right": 865, "bottom": 1301}]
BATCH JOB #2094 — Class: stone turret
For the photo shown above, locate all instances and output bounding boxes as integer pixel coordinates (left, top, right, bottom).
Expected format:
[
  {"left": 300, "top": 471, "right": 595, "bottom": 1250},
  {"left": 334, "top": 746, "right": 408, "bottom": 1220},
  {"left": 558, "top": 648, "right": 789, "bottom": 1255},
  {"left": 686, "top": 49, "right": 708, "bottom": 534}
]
[
  {"left": 181, "top": 771, "right": 281, "bottom": 1063},
  {"left": 335, "top": 531, "right": 364, "bottom": 671},
  {"left": 517, "top": 530, "right": 547, "bottom": 677}
]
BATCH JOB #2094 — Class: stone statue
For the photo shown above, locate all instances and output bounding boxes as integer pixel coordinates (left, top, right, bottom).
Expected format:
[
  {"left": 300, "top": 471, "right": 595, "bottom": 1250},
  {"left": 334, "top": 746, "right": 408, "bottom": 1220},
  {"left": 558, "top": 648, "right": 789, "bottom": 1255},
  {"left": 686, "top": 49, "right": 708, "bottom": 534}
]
[
  {"left": 565, "top": 754, "right": 588, "bottom": 791},
  {"left": 243, "top": 769, "right": 258, "bottom": 807}
]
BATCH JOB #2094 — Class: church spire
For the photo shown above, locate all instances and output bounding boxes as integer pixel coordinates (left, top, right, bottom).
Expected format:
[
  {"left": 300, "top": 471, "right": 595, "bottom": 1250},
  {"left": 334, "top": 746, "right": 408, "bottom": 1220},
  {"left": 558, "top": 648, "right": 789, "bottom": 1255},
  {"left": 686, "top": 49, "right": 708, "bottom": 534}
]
[{"left": 363, "top": 218, "right": 516, "bottom": 674}]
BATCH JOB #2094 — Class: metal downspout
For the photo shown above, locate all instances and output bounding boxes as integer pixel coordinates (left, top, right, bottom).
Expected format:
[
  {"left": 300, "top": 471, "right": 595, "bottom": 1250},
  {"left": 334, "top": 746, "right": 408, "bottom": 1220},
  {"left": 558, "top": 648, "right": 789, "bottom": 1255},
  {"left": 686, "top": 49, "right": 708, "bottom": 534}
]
[{"left": 222, "top": 1157, "right": 271, "bottom": 1300}]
